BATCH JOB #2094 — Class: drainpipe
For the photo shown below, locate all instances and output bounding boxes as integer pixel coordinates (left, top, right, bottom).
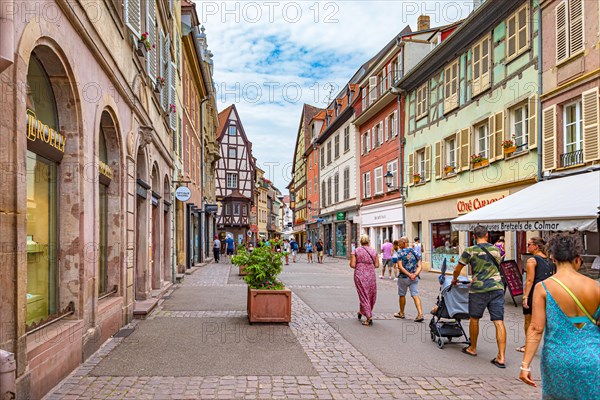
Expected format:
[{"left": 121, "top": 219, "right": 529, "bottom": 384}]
[
  {"left": 0, "top": 0, "right": 14, "bottom": 73},
  {"left": 537, "top": 3, "right": 543, "bottom": 182}
]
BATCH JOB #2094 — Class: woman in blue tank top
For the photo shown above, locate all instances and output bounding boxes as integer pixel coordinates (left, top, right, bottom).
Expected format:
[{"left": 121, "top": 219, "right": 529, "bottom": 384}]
[{"left": 519, "top": 234, "right": 600, "bottom": 399}]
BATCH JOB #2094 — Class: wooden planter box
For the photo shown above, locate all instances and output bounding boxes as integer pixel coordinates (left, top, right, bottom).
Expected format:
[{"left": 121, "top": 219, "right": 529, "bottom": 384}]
[
  {"left": 472, "top": 159, "right": 489, "bottom": 169},
  {"left": 503, "top": 146, "right": 517, "bottom": 155},
  {"left": 247, "top": 287, "right": 292, "bottom": 324},
  {"left": 239, "top": 265, "right": 248, "bottom": 276},
  {"left": 413, "top": 176, "right": 421, "bottom": 184},
  {"left": 444, "top": 166, "right": 455, "bottom": 174}
]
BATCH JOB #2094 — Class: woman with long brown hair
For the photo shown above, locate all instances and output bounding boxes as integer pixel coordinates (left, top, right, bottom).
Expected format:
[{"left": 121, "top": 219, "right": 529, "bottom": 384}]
[{"left": 516, "top": 237, "right": 555, "bottom": 352}]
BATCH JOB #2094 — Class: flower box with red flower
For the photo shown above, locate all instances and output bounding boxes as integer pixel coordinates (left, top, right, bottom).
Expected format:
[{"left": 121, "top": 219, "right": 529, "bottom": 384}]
[
  {"left": 136, "top": 32, "right": 153, "bottom": 57},
  {"left": 471, "top": 154, "right": 489, "bottom": 168},
  {"left": 169, "top": 103, "right": 176, "bottom": 114},
  {"left": 443, "top": 165, "right": 455, "bottom": 174},
  {"left": 413, "top": 173, "right": 422, "bottom": 184},
  {"left": 502, "top": 135, "right": 517, "bottom": 155}
]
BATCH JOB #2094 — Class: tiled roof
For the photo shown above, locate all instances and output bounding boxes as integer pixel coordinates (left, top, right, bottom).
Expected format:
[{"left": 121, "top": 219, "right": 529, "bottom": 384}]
[{"left": 217, "top": 105, "right": 234, "bottom": 139}]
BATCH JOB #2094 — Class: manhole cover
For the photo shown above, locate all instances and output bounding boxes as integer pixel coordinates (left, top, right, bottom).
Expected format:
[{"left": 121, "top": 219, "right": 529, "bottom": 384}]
[{"left": 113, "top": 328, "right": 135, "bottom": 338}]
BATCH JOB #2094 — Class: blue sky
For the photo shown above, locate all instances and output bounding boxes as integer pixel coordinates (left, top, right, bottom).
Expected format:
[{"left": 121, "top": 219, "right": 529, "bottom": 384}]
[{"left": 199, "top": 1, "right": 476, "bottom": 191}]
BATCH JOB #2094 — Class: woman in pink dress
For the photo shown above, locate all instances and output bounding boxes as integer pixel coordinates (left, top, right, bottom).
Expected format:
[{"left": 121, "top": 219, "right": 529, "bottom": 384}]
[{"left": 350, "top": 234, "right": 379, "bottom": 326}]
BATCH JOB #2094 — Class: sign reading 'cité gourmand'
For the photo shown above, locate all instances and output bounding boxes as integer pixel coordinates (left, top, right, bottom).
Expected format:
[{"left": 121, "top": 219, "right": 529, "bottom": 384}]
[
  {"left": 456, "top": 191, "right": 510, "bottom": 215},
  {"left": 26, "top": 112, "right": 66, "bottom": 153}
]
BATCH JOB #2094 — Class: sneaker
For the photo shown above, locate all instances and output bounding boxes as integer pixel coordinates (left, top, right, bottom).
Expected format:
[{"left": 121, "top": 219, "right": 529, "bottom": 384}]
[
  {"left": 394, "top": 277, "right": 398, "bottom": 281},
  {"left": 379, "top": 275, "right": 384, "bottom": 279},
  {"left": 389, "top": 276, "right": 394, "bottom": 280}
]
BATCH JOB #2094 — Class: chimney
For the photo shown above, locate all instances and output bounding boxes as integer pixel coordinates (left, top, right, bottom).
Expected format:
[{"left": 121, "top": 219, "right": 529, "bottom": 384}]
[{"left": 417, "top": 15, "right": 430, "bottom": 31}]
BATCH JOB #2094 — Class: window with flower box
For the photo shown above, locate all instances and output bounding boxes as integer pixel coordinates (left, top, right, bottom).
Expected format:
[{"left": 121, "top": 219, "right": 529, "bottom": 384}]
[
  {"left": 510, "top": 104, "right": 529, "bottom": 151},
  {"left": 474, "top": 122, "right": 489, "bottom": 162}
]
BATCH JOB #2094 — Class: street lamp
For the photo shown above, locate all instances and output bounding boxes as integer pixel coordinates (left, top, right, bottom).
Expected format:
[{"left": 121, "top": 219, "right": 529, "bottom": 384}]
[{"left": 384, "top": 171, "right": 394, "bottom": 188}]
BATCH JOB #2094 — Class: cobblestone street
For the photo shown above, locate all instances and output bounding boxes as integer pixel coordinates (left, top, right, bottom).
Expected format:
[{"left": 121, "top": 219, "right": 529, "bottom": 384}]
[{"left": 45, "top": 260, "right": 541, "bottom": 399}]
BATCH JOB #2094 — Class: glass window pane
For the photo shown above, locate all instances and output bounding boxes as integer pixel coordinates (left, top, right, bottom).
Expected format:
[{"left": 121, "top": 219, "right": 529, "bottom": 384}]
[{"left": 26, "top": 151, "right": 58, "bottom": 327}]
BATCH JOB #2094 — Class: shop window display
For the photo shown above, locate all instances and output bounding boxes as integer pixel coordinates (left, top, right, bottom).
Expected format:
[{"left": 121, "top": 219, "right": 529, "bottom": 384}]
[
  {"left": 430, "top": 221, "right": 459, "bottom": 272},
  {"left": 336, "top": 223, "right": 347, "bottom": 257},
  {"left": 26, "top": 152, "right": 58, "bottom": 326}
]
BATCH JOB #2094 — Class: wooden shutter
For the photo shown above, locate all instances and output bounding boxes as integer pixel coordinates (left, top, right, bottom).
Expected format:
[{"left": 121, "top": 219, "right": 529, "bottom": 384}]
[
  {"left": 434, "top": 141, "right": 442, "bottom": 179},
  {"left": 582, "top": 88, "right": 600, "bottom": 162},
  {"left": 384, "top": 118, "right": 389, "bottom": 141},
  {"left": 528, "top": 95, "right": 538, "bottom": 149},
  {"left": 162, "top": 33, "right": 170, "bottom": 111},
  {"left": 556, "top": 1, "right": 568, "bottom": 63},
  {"left": 366, "top": 129, "right": 371, "bottom": 151},
  {"left": 425, "top": 145, "right": 432, "bottom": 182},
  {"left": 472, "top": 41, "right": 481, "bottom": 96},
  {"left": 459, "top": 128, "right": 471, "bottom": 171},
  {"left": 489, "top": 114, "right": 497, "bottom": 162},
  {"left": 407, "top": 152, "right": 414, "bottom": 187},
  {"left": 169, "top": 61, "right": 177, "bottom": 130},
  {"left": 124, "top": 0, "right": 142, "bottom": 37},
  {"left": 379, "top": 121, "right": 384, "bottom": 144},
  {"left": 146, "top": 0, "right": 157, "bottom": 81},
  {"left": 369, "top": 76, "right": 378, "bottom": 103},
  {"left": 542, "top": 106, "right": 557, "bottom": 171},
  {"left": 480, "top": 37, "right": 490, "bottom": 91},
  {"left": 393, "top": 111, "right": 398, "bottom": 136},
  {"left": 507, "top": 13, "right": 517, "bottom": 59},
  {"left": 569, "top": 0, "right": 584, "bottom": 55},
  {"left": 494, "top": 112, "right": 505, "bottom": 161}
]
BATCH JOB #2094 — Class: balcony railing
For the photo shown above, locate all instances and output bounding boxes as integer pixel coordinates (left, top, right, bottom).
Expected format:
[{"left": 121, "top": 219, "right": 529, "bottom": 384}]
[{"left": 559, "top": 149, "right": 583, "bottom": 168}]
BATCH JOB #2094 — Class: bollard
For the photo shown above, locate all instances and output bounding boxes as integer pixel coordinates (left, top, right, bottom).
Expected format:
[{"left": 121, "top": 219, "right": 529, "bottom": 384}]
[{"left": 0, "top": 350, "right": 16, "bottom": 400}]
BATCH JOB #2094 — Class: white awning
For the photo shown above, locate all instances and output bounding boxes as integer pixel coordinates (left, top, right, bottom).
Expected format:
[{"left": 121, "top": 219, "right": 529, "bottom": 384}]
[{"left": 451, "top": 171, "right": 600, "bottom": 232}]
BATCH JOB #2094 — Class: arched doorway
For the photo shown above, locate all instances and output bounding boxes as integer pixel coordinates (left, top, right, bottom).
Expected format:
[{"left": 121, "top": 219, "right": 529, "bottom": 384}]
[
  {"left": 135, "top": 148, "right": 149, "bottom": 300},
  {"left": 151, "top": 164, "right": 161, "bottom": 289},
  {"left": 97, "top": 110, "right": 122, "bottom": 297},
  {"left": 163, "top": 175, "right": 172, "bottom": 282}
]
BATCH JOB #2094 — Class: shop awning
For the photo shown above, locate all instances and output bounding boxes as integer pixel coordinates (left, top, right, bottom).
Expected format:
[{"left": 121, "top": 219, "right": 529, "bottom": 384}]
[{"left": 452, "top": 171, "right": 600, "bottom": 232}]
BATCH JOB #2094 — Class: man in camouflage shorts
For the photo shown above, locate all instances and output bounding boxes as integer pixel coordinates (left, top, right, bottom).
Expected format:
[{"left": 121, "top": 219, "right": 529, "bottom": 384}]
[{"left": 452, "top": 225, "right": 507, "bottom": 368}]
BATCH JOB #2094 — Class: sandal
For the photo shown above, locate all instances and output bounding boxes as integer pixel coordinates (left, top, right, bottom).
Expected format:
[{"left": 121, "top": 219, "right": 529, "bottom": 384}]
[
  {"left": 491, "top": 358, "right": 506, "bottom": 369},
  {"left": 516, "top": 346, "right": 526, "bottom": 353},
  {"left": 415, "top": 315, "right": 424, "bottom": 322},
  {"left": 461, "top": 347, "right": 477, "bottom": 357},
  {"left": 357, "top": 312, "right": 362, "bottom": 320},
  {"left": 361, "top": 319, "right": 373, "bottom": 326},
  {"left": 393, "top": 312, "right": 405, "bottom": 319}
]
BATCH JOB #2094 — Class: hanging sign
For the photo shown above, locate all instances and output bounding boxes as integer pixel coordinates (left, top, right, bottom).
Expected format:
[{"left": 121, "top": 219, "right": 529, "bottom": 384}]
[{"left": 175, "top": 186, "right": 191, "bottom": 202}]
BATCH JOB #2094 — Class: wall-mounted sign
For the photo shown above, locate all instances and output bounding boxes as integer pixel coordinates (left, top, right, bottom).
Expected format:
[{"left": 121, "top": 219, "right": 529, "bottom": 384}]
[
  {"left": 205, "top": 204, "right": 218, "bottom": 213},
  {"left": 26, "top": 111, "right": 66, "bottom": 161},
  {"left": 175, "top": 186, "right": 191, "bottom": 202},
  {"left": 336, "top": 212, "right": 346, "bottom": 221},
  {"left": 456, "top": 191, "right": 509, "bottom": 215}
]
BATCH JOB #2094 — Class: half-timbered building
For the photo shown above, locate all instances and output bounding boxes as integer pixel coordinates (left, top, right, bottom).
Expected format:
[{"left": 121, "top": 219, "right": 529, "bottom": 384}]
[{"left": 216, "top": 105, "right": 256, "bottom": 245}]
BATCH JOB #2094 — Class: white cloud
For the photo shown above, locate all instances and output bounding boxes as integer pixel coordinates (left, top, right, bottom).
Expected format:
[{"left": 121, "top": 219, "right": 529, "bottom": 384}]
[{"left": 198, "top": 0, "right": 475, "bottom": 190}]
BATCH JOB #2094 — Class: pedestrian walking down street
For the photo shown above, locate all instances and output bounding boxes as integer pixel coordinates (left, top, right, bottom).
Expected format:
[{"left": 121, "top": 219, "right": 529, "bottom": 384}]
[
  {"left": 213, "top": 236, "right": 221, "bottom": 263},
  {"left": 316, "top": 239, "right": 324, "bottom": 263},
  {"left": 394, "top": 237, "right": 424, "bottom": 321},
  {"left": 380, "top": 238, "right": 394, "bottom": 280},
  {"left": 516, "top": 237, "right": 555, "bottom": 353},
  {"left": 452, "top": 225, "right": 507, "bottom": 368},
  {"left": 290, "top": 237, "right": 299, "bottom": 262},
  {"left": 519, "top": 234, "right": 600, "bottom": 398},
  {"left": 412, "top": 237, "right": 423, "bottom": 259},
  {"left": 283, "top": 239, "right": 291, "bottom": 265},
  {"left": 350, "top": 234, "right": 379, "bottom": 326},
  {"left": 305, "top": 240, "right": 313, "bottom": 263},
  {"left": 225, "top": 235, "right": 235, "bottom": 263}
]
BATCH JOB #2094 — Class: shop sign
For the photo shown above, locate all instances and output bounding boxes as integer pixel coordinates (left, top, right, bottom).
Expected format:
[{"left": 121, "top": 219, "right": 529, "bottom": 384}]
[
  {"left": 26, "top": 112, "right": 66, "bottom": 153},
  {"left": 175, "top": 186, "right": 191, "bottom": 202},
  {"left": 336, "top": 212, "right": 346, "bottom": 221},
  {"left": 456, "top": 191, "right": 509, "bottom": 215},
  {"left": 250, "top": 224, "right": 258, "bottom": 233},
  {"left": 204, "top": 204, "right": 218, "bottom": 213}
]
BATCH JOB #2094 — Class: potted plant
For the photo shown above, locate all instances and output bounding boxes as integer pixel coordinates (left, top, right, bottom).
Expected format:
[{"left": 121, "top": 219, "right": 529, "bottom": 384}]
[
  {"left": 136, "top": 32, "right": 154, "bottom": 57},
  {"left": 471, "top": 153, "right": 489, "bottom": 168},
  {"left": 502, "top": 135, "right": 517, "bottom": 155},
  {"left": 413, "top": 172, "right": 422, "bottom": 184},
  {"left": 154, "top": 76, "right": 165, "bottom": 93},
  {"left": 232, "top": 243, "right": 291, "bottom": 324},
  {"left": 169, "top": 103, "right": 177, "bottom": 114},
  {"left": 295, "top": 217, "right": 305, "bottom": 224},
  {"left": 444, "top": 164, "right": 455, "bottom": 174}
]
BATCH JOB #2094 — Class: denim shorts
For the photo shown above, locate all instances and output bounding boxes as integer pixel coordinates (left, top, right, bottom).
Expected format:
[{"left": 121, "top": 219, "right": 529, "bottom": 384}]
[
  {"left": 397, "top": 277, "right": 419, "bottom": 297},
  {"left": 468, "top": 290, "right": 505, "bottom": 321}
]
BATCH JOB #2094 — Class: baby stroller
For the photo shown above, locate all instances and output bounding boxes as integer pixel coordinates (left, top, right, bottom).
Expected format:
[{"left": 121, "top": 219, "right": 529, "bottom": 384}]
[{"left": 429, "top": 259, "right": 471, "bottom": 349}]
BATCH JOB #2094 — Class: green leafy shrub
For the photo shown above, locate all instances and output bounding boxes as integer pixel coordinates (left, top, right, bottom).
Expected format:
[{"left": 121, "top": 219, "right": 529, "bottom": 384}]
[{"left": 232, "top": 242, "right": 286, "bottom": 290}]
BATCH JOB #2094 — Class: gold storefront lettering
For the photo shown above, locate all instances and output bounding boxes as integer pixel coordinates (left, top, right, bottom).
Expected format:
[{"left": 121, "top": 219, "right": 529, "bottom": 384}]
[{"left": 26, "top": 113, "right": 66, "bottom": 153}]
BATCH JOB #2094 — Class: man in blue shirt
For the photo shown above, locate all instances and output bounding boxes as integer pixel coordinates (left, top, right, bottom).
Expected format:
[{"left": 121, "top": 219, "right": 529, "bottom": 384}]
[
  {"left": 290, "top": 238, "right": 299, "bottom": 263},
  {"left": 225, "top": 235, "right": 235, "bottom": 263}
]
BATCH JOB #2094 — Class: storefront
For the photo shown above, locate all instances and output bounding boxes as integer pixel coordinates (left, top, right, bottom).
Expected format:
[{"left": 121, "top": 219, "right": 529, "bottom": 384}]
[
  {"left": 317, "top": 209, "right": 358, "bottom": 258},
  {"left": 359, "top": 199, "right": 404, "bottom": 253},
  {"left": 406, "top": 188, "right": 531, "bottom": 273}
]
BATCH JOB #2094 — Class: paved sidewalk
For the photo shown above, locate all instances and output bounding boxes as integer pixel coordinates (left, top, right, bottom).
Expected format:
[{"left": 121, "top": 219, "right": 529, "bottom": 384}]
[{"left": 45, "top": 260, "right": 540, "bottom": 399}]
